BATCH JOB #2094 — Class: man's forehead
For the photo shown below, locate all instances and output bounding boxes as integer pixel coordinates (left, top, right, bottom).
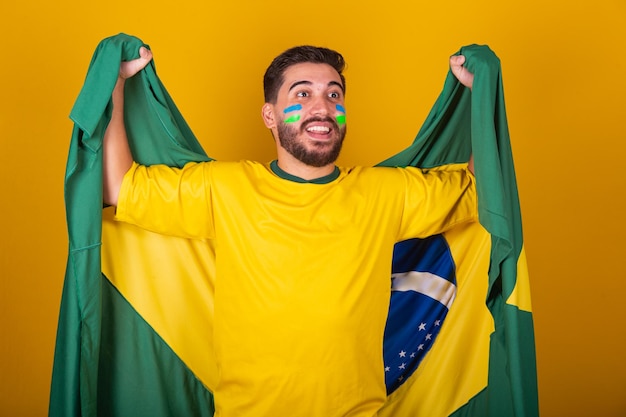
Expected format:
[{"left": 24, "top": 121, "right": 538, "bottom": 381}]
[{"left": 281, "top": 63, "right": 343, "bottom": 90}]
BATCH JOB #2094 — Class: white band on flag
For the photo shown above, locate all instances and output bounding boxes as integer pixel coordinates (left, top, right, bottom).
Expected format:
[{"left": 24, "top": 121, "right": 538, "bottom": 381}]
[{"left": 391, "top": 271, "right": 456, "bottom": 309}]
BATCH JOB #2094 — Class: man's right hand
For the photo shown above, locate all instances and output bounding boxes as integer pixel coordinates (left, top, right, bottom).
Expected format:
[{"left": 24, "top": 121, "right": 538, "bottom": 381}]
[{"left": 119, "top": 46, "right": 153, "bottom": 79}]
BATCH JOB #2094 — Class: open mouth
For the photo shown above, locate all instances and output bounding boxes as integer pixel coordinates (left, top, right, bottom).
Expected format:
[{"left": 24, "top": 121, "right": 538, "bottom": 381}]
[
  {"left": 302, "top": 118, "right": 337, "bottom": 140},
  {"left": 306, "top": 125, "right": 331, "bottom": 134}
]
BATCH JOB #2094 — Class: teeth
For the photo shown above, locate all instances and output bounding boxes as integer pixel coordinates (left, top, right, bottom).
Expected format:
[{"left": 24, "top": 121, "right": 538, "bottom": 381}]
[{"left": 306, "top": 126, "right": 330, "bottom": 133}]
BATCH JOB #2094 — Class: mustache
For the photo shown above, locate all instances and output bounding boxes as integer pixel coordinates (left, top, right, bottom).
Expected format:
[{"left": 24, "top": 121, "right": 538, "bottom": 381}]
[{"left": 300, "top": 116, "right": 340, "bottom": 132}]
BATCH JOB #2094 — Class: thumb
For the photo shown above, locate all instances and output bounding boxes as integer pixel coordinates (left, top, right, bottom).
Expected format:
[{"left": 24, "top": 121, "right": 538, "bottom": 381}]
[
  {"left": 450, "top": 54, "right": 466, "bottom": 66},
  {"left": 450, "top": 54, "right": 473, "bottom": 89},
  {"left": 138, "top": 46, "right": 152, "bottom": 60},
  {"left": 119, "top": 46, "right": 153, "bottom": 79}
]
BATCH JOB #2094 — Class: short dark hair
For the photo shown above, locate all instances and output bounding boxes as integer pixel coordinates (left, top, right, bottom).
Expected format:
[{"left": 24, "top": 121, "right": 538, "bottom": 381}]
[{"left": 263, "top": 45, "right": 346, "bottom": 104}]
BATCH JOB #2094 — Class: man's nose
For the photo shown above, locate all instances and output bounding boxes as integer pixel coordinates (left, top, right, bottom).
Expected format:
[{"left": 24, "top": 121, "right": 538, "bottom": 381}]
[{"left": 309, "top": 97, "right": 332, "bottom": 117}]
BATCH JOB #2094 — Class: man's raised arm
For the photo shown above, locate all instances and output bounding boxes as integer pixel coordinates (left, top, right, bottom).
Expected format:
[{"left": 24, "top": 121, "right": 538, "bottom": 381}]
[
  {"left": 449, "top": 54, "right": 475, "bottom": 174},
  {"left": 103, "top": 46, "right": 153, "bottom": 206}
]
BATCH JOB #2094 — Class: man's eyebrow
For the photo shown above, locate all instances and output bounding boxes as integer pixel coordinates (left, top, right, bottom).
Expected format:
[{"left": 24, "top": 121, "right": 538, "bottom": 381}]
[
  {"left": 288, "top": 80, "right": 345, "bottom": 92},
  {"left": 329, "top": 81, "right": 345, "bottom": 92},
  {"left": 288, "top": 80, "right": 312, "bottom": 92}
]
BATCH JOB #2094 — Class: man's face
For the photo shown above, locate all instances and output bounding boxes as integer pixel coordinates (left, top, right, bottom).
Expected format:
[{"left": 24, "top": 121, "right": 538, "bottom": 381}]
[{"left": 264, "top": 62, "right": 347, "bottom": 167}]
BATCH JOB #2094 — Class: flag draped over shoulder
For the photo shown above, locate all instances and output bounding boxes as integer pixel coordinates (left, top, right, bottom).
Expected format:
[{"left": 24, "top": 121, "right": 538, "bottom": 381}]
[
  {"left": 376, "top": 45, "right": 539, "bottom": 417},
  {"left": 50, "top": 34, "right": 214, "bottom": 417},
  {"left": 50, "top": 34, "right": 538, "bottom": 416}
]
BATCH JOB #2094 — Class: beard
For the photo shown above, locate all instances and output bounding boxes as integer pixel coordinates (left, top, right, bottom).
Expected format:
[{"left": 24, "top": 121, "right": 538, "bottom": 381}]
[{"left": 277, "top": 117, "right": 346, "bottom": 167}]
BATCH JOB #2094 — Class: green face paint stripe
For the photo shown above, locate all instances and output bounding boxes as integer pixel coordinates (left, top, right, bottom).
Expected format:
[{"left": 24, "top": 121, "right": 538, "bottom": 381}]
[
  {"left": 335, "top": 104, "right": 346, "bottom": 125},
  {"left": 283, "top": 104, "right": 302, "bottom": 123},
  {"left": 284, "top": 114, "right": 301, "bottom": 123}
]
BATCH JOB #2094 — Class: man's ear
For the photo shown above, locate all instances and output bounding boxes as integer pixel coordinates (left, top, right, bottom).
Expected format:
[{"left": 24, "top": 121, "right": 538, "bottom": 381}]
[{"left": 262, "top": 103, "right": 276, "bottom": 129}]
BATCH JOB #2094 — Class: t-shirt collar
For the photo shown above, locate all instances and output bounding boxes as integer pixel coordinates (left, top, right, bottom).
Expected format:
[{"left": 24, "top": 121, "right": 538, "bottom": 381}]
[{"left": 270, "top": 160, "right": 340, "bottom": 184}]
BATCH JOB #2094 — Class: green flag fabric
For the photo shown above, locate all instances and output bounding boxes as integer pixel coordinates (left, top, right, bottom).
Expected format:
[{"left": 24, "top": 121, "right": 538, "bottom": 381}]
[
  {"left": 50, "top": 33, "right": 214, "bottom": 417},
  {"left": 50, "top": 34, "right": 538, "bottom": 416},
  {"left": 378, "top": 45, "right": 539, "bottom": 417}
]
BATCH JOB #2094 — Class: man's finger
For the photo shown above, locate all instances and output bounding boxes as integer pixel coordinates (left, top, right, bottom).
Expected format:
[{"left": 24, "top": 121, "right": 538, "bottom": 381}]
[
  {"left": 138, "top": 46, "right": 152, "bottom": 61},
  {"left": 450, "top": 55, "right": 466, "bottom": 67},
  {"left": 120, "top": 47, "right": 153, "bottom": 79}
]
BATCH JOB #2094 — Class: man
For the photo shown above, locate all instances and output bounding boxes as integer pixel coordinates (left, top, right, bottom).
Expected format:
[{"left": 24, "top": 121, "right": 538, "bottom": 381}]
[{"left": 103, "top": 45, "right": 476, "bottom": 416}]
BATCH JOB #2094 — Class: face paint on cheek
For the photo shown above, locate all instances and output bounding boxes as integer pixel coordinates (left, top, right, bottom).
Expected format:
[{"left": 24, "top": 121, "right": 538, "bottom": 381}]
[
  {"left": 283, "top": 104, "right": 302, "bottom": 124},
  {"left": 335, "top": 104, "right": 346, "bottom": 125}
]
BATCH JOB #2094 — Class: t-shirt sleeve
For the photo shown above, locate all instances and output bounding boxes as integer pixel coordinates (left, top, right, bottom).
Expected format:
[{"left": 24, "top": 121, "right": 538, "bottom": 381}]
[
  {"left": 398, "top": 164, "right": 478, "bottom": 240},
  {"left": 115, "top": 161, "right": 215, "bottom": 239}
]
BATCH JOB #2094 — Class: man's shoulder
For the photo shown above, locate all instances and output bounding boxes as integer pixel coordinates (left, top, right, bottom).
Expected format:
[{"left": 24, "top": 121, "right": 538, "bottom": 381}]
[
  {"left": 335, "top": 165, "right": 411, "bottom": 189},
  {"left": 339, "top": 165, "right": 407, "bottom": 178},
  {"left": 208, "top": 160, "right": 274, "bottom": 180}
]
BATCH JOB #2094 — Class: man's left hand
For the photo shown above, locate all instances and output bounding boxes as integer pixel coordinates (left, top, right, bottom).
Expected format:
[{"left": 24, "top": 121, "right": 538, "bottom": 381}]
[{"left": 450, "top": 55, "right": 474, "bottom": 90}]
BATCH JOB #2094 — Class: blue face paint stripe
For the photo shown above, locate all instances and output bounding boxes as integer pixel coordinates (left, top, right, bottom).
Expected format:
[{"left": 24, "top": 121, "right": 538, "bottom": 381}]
[
  {"left": 283, "top": 104, "right": 303, "bottom": 113},
  {"left": 336, "top": 104, "right": 346, "bottom": 113}
]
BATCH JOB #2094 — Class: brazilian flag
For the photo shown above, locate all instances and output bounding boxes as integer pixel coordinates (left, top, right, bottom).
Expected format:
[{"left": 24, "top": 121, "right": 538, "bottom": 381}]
[{"left": 50, "top": 33, "right": 538, "bottom": 416}]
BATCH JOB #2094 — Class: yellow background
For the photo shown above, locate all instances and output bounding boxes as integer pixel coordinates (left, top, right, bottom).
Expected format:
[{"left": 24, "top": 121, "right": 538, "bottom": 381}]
[{"left": 1, "top": 1, "right": 624, "bottom": 416}]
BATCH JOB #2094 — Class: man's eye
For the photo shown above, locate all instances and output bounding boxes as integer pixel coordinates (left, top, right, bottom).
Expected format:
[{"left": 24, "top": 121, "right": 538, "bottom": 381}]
[
  {"left": 296, "top": 91, "right": 309, "bottom": 97},
  {"left": 329, "top": 92, "right": 340, "bottom": 99}
]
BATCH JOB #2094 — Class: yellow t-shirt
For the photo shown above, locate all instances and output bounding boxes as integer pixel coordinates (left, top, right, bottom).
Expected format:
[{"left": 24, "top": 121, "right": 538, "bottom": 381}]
[{"left": 116, "top": 160, "right": 477, "bottom": 417}]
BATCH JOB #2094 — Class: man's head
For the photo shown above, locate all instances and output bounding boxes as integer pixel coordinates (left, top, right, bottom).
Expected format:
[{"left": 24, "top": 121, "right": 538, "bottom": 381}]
[
  {"left": 262, "top": 46, "right": 348, "bottom": 169},
  {"left": 263, "top": 46, "right": 346, "bottom": 104}
]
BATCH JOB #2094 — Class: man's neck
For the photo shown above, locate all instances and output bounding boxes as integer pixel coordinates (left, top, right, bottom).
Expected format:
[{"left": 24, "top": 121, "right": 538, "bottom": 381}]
[{"left": 276, "top": 154, "right": 336, "bottom": 181}]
